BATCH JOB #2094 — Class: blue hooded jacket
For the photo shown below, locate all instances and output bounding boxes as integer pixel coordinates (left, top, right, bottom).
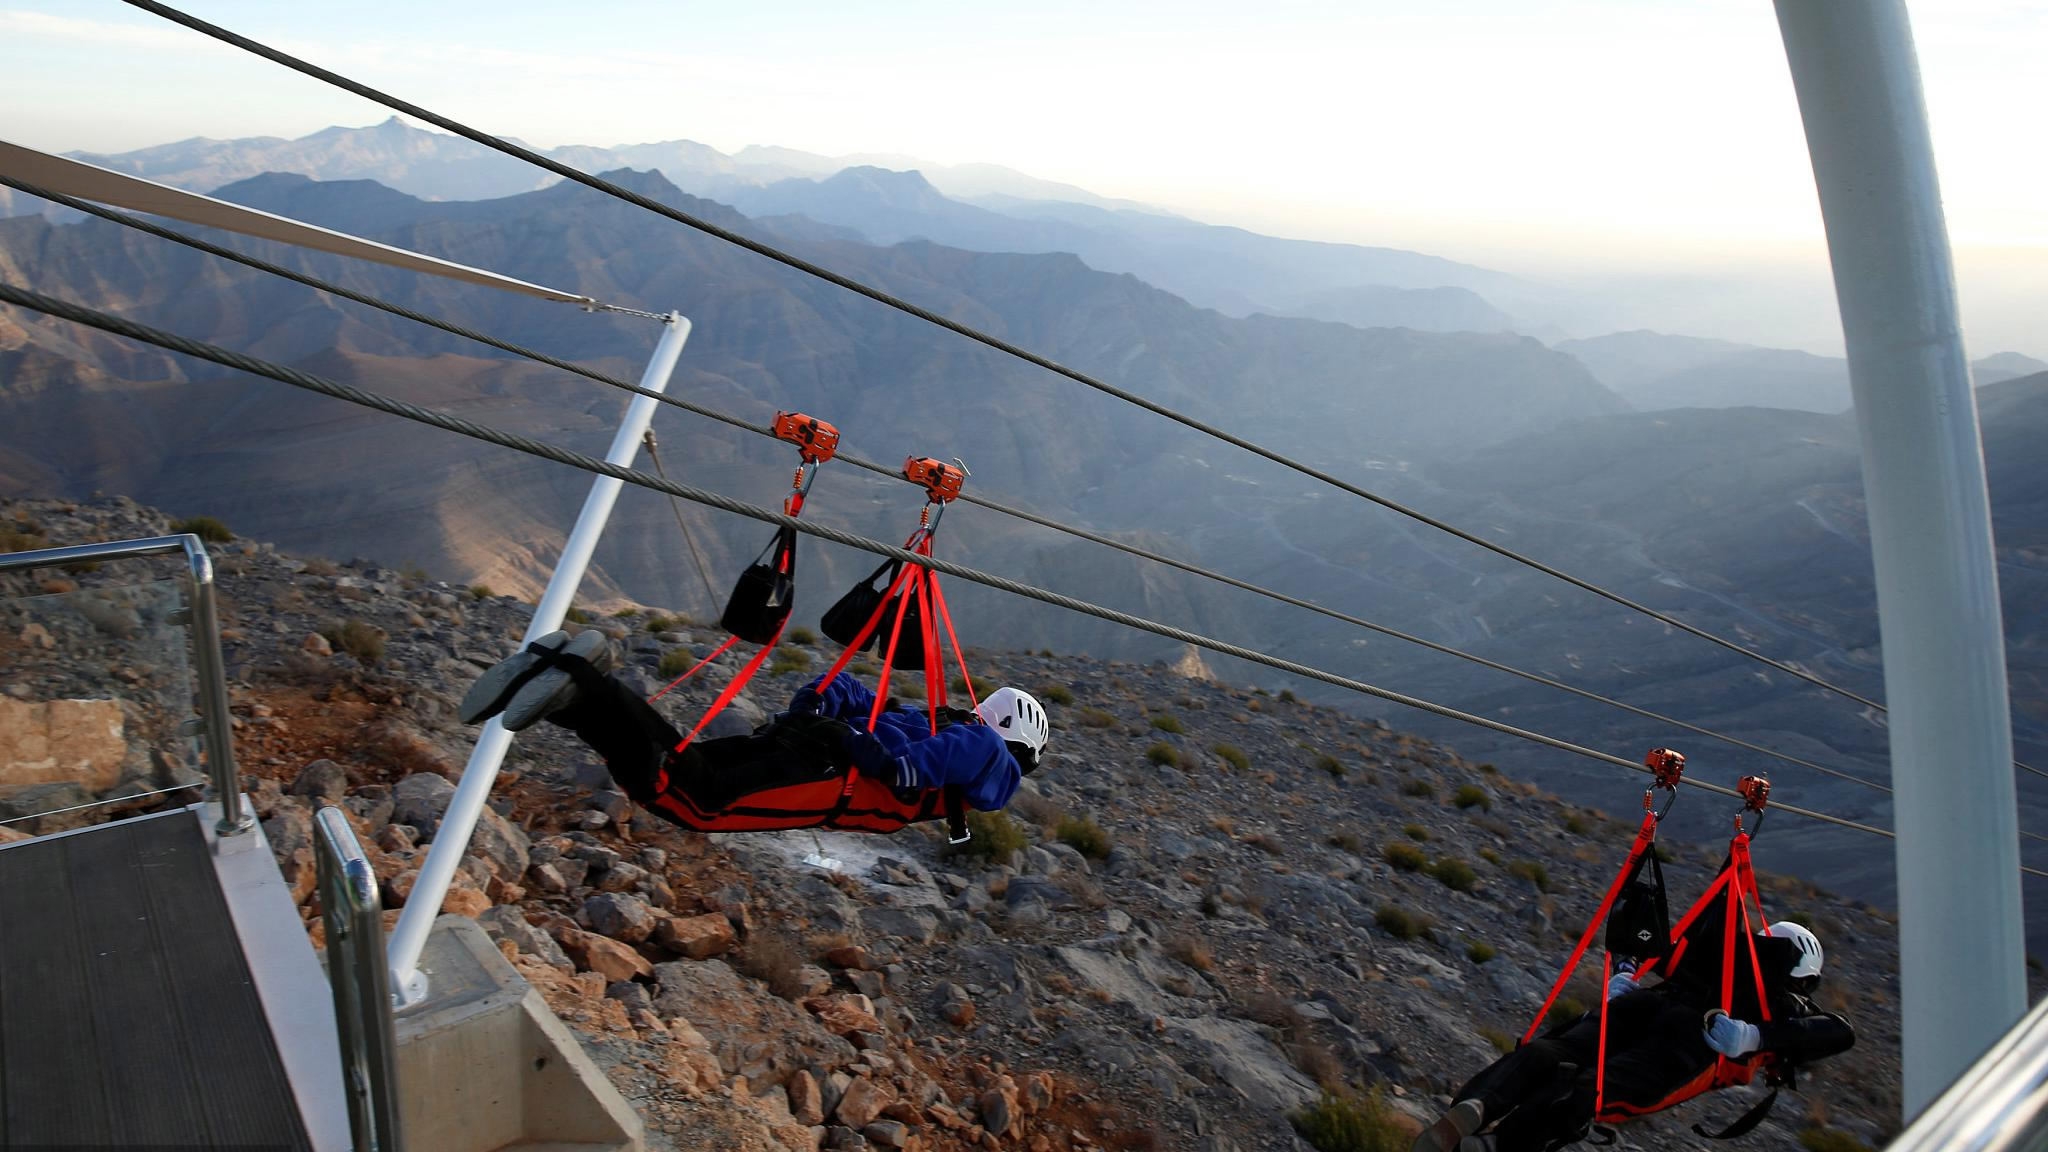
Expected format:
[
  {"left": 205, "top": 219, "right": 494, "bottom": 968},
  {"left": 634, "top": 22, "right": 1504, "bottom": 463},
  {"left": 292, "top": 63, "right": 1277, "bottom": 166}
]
[{"left": 800, "top": 674, "right": 1021, "bottom": 812}]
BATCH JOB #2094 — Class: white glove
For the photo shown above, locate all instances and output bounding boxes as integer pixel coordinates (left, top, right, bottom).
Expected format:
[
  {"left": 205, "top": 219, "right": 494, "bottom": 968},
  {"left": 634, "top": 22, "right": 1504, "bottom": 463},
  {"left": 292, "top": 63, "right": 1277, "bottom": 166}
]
[
  {"left": 1703, "top": 1010, "right": 1762, "bottom": 1057},
  {"left": 1605, "top": 969, "right": 1639, "bottom": 1002}
]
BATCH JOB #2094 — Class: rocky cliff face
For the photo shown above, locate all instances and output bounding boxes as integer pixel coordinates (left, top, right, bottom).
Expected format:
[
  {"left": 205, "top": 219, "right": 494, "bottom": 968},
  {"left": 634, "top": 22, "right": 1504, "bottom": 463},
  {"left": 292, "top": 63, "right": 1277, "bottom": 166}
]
[{"left": 1, "top": 495, "right": 1923, "bottom": 1151}]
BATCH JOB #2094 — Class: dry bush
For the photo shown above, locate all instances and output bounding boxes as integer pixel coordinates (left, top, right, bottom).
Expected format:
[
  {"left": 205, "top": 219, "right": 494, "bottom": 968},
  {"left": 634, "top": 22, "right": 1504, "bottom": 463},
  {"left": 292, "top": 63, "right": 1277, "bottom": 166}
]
[
  {"left": 1164, "top": 933, "right": 1215, "bottom": 972},
  {"left": 736, "top": 929, "right": 809, "bottom": 1000},
  {"left": 1290, "top": 1040, "right": 1347, "bottom": 1092}
]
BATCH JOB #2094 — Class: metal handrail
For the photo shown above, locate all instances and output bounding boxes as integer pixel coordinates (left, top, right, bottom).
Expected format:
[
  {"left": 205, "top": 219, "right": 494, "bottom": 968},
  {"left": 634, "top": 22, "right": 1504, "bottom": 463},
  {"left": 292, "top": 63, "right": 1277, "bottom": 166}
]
[
  {"left": 0, "top": 533, "right": 253, "bottom": 834},
  {"left": 315, "top": 806, "right": 404, "bottom": 1152},
  {"left": 1886, "top": 992, "right": 2048, "bottom": 1151}
]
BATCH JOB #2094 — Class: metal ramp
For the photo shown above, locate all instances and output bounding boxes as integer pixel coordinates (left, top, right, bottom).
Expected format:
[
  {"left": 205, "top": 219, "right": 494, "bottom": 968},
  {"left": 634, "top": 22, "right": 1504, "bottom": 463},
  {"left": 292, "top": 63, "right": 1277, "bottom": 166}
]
[{"left": 0, "top": 805, "right": 342, "bottom": 1148}]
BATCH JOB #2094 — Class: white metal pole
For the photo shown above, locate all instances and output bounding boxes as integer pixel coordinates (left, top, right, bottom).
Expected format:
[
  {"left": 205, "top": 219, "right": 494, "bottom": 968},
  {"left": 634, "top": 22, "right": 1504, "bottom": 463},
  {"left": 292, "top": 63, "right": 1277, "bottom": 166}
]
[
  {"left": 388, "top": 312, "right": 692, "bottom": 1005},
  {"left": 1774, "top": 1, "right": 2023, "bottom": 1115}
]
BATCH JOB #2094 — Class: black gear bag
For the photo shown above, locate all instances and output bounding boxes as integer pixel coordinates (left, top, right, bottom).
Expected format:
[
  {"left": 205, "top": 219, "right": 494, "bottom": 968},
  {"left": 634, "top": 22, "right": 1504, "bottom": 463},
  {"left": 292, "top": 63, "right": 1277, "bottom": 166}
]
[{"left": 720, "top": 525, "right": 797, "bottom": 644}]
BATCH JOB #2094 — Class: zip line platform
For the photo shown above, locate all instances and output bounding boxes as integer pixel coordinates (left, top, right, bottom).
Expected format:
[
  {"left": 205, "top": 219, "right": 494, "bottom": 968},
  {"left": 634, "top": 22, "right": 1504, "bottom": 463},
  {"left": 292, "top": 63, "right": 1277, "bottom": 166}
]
[{"left": 0, "top": 803, "right": 347, "bottom": 1148}]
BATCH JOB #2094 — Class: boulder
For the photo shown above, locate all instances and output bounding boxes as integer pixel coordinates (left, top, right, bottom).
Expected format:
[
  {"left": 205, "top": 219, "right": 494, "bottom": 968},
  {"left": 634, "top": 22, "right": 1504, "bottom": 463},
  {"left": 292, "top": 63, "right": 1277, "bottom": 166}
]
[
  {"left": 391, "top": 772, "right": 455, "bottom": 838},
  {"left": 287, "top": 758, "right": 350, "bottom": 805},
  {"left": 564, "top": 931, "right": 653, "bottom": 982},
  {"left": 0, "top": 698, "right": 127, "bottom": 793},
  {"left": 583, "top": 892, "right": 657, "bottom": 944},
  {"left": 834, "top": 1077, "right": 892, "bottom": 1129},
  {"left": 654, "top": 911, "right": 736, "bottom": 959}
]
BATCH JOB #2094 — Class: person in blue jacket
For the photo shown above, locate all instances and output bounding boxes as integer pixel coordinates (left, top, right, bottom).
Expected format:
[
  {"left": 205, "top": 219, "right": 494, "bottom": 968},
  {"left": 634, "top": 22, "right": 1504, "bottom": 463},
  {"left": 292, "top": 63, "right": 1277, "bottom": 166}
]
[{"left": 460, "top": 629, "right": 1051, "bottom": 832}]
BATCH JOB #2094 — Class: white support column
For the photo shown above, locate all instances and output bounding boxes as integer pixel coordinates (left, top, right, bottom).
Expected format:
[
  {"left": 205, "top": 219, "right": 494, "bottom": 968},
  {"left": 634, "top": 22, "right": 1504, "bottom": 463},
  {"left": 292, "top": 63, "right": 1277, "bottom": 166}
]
[
  {"left": 1774, "top": 1, "right": 2023, "bottom": 1115},
  {"left": 388, "top": 312, "right": 692, "bottom": 1005}
]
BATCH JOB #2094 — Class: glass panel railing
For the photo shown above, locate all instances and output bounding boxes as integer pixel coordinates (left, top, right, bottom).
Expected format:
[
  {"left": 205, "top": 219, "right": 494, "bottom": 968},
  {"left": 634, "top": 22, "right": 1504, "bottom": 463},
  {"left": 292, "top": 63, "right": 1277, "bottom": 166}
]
[
  {"left": 0, "top": 535, "right": 249, "bottom": 838},
  {"left": 0, "top": 576, "right": 202, "bottom": 834}
]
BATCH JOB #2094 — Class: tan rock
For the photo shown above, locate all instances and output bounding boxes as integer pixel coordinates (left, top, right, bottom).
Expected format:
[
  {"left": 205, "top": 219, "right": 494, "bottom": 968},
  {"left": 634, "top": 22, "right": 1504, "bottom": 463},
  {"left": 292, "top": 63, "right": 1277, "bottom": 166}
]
[
  {"left": 788, "top": 1068, "right": 824, "bottom": 1126},
  {"left": 655, "top": 911, "right": 736, "bottom": 959},
  {"left": 835, "top": 1077, "right": 893, "bottom": 1129},
  {"left": 1022, "top": 1072, "right": 1054, "bottom": 1115},
  {"left": 660, "top": 1016, "right": 723, "bottom": 1094},
  {"left": 825, "top": 944, "right": 875, "bottom": 970},
  {"left": 942, "top": 998, "right": 976, "bottom": 1028},
  {"left": 803, "top": 993, "right": 883, "bottom": 1038},
  {"left": 565, "top": 930, "right": 653, "bottom": 982},
  {"left": 441, "top": 887, "right": 491, "bottom": 918},
  {"left": 0, "top": 698, "right": 127, "bottom": 792},
  {"left": 0, "top": 825, "right": 32, "bottom": 845},
  {"left": 301, "top": 632, "right": 332, "bottom": 656}
]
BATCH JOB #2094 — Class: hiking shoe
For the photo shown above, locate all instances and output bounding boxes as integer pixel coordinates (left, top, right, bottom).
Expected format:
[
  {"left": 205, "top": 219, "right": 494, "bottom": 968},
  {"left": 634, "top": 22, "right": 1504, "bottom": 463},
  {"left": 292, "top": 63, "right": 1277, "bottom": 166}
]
[
  {"left": 501, "top": 629, "right": 613, "bottom": 732},
  {"left": 459, "top": 629, "right": 573, "bottom": 725},
  {"left": 1413, "top": 1100, "right": 1485, "bottom": 1152}
]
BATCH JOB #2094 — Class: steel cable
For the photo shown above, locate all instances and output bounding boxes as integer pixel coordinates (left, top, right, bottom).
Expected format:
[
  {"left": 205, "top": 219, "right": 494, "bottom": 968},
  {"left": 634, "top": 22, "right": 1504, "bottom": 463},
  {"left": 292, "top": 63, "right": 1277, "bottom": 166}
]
[
  {"left": 11, "top": 174, "right": 1936, "bottom": 801},
  {"left": 121, "top": 0, "right": 1947, "bottom": 727},
  {"left": 20, "top": 278, "right": 2042, "bottom": 870}
]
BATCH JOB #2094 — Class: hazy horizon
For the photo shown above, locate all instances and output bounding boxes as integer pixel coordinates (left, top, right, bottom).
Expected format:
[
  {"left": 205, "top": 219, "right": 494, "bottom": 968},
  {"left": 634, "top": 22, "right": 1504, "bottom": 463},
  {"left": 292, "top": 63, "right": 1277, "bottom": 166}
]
[{"left": 2, "top": 0, "right": 2043, "bottom": 356}]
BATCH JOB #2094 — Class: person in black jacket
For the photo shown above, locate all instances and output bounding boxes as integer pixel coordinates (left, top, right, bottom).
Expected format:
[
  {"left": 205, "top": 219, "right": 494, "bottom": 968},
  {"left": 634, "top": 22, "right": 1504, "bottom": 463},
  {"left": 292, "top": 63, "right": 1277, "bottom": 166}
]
[{"left": 1415, "top": 920, "right": 1853, "bottom": 1152}]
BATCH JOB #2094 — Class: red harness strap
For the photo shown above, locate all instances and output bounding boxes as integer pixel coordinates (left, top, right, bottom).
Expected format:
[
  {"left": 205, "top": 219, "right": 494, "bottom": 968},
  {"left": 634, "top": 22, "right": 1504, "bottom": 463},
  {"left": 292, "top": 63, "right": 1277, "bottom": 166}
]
[
  {"left": 1523, "top": 811, "right": 1660, "bottom": 1044},
  {"left": 1594, "top": 831, "right": 1775, "bottom": 1124}
]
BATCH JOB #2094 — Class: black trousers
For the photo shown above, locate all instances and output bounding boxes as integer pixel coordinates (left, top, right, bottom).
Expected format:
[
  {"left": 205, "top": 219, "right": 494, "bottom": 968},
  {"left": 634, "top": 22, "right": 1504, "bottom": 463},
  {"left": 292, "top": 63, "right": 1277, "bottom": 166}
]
[
  {"left": 546, "top": 671, "right": 848, "bottom": 814},
  {"left": 1456, "top": 991, "right": 1715, "bottom": 1152}
]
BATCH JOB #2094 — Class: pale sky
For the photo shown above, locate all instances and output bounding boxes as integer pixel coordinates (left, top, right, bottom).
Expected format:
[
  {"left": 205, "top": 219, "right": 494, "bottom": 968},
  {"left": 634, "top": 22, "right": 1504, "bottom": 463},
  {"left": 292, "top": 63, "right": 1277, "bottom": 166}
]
[{"left": 2, "top": 0, "right": 2043, "bottom": 353}]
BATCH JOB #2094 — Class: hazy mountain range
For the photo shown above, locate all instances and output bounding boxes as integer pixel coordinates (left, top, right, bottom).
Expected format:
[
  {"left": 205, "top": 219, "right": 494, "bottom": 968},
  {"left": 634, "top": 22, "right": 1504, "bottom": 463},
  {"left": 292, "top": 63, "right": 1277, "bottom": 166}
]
[{"left": 5, "top": 127, "right": 2048, "bottom": 924}]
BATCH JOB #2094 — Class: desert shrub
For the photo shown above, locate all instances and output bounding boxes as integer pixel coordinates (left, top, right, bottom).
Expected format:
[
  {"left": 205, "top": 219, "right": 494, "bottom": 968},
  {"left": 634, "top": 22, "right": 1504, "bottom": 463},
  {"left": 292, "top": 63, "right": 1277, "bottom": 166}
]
[
  {"left": 1291, "top": 1088, "right": 1407, "bottom": 1152},
  {"left": 1509, "top": 860, "right": 1550, "bottom": 892},
  {"left": 564, "top": 605, "right": 592, "bottom": 625},
  {"left": 1375, "top": 905, "right": 1431, "bottom": 940},
  {"left": 1478, "top": 762, "right": 1499, "bottom": 775},
  {"left": 848, "top": 659, "right": 878, "bottom": 678},
  {"left": 1, "top": 523, "right": 49, "bottom": 553},
  {"left": 1007, "top": 789, "right": 1062, "bottom": 830},
  {"left": 322, "top": 619, "right": 385, "bottom": 665},
  {"left": 1079, "top": 707, "right": 1118, "bottom": 728},
  {"left": 1165, "top": 933, "right": 1215, "bottom": 972},
  {"left": 1383, "top": 841, "right": 1427, "bottom": 872},
  {"left": 1453, "top": 784, "right": 1492, "bottom": 811},
  {"left": 1402, "top": 823, "right": 1431, "bottom": 842},
  {"left": 1041, "top": 683, "right": 1075, "bottom": 705},
  {"left": 1150, "top": 713, "right": 1185, "bottom": 734},
  {"left": 1279, "top": 689, "right": 1297, "bottom": 703},
  {"left": 1145, "top": 743, "right": 1185, "bottom": 768},
  {"left": 1654, "top": 843, "right": 1677, "bottom": 864},
  {"left": 1797, "top": 1130, "right": 1873, "bottom": 1152},
  {"left": 1327, "top": 831, "right": 1362, "bottom": 852},
  {"left": 769, "top": 647, "right": 813, "bottom": 677},
  {"left": 170, "top": 515, "right": 233, "bottom": 543},
  {"left": 893, "top": 678, "right": 926, "bottom": 700},
  {"left": 1289, "top": 1040, "right": 1347, "bottom": 1092},
  {"left": 1556, "top": 995, "right": 1588, "bottom": 1020},
  {"left": 1400, "top": 777, "right": 1435, "bottom": 798},
  {"left": 1479, "top": 1025, "right": 1516, "bottom": 1054},
  {"left": 1430, "top": 857, "right": 1478, "bottom": 893},
  {"left": 945, "top": 811, "right": 1027, "bottom": 862},
  {"left": 614, "top": 606, "right": 641, "bottom": 618},
  {"left": 1479, "top": 847, "right": 1502, "bottom": 865},
  {"left": 785, "top": 625, "right": 817, "bottom": 646},
  {"left": 1214, "top": 743, "right": 1251, "bottom": 771},
  {"left": 468, "top": 584, "right": 495, "bottom": 601},
  {"left": 657, "top": 648, "right": 697, "bottom": 679},
  {"left": 1465, "top": 939, "right": 1498, "bottom": 964},
  {"left": 735, "top": 929, "right": 809, "bottom": 1000},
  {"left": 1564, "top": 812, "right": 1593, "bottom": 835},
  {"left": 1315, "top": 753, "right": 1346, "bottom": 779},
  {"left": 1245, "top": 832, "right": 1284, "bottom": 857},
  {"left": 950, "top": 674, "right": 987, "bottom": 698},
  {"left": 1056, "top": 815, "right": 1112, "bottom": 860},
  {"left": 642, "top": 613, "right": 676, "bottom": 632}
]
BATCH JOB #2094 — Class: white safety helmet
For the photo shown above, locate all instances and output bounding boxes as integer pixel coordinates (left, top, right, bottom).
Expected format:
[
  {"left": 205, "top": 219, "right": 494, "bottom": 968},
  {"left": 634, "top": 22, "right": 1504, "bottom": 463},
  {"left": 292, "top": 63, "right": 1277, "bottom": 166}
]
[
  {"left": 976, "top": 686, "right": 1050, "bottom": 771},
  {"left": 1767, "top": 920, "right": 1824, "bottom": 979}
]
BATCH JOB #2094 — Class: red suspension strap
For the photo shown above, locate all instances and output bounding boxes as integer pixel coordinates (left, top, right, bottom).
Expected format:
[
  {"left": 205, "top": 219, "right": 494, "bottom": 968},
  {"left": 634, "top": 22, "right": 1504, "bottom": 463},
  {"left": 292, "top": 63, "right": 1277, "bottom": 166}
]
[{"left": 1527, "top": 748, "right": 1685, "bottom": 1046}]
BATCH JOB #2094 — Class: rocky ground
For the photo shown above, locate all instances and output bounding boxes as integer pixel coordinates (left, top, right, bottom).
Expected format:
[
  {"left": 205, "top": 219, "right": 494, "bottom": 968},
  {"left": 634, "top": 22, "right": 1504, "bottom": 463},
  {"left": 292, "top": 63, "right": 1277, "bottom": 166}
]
[{"left": 0, "top": 494, "right": 1946, "bottom": 1151}]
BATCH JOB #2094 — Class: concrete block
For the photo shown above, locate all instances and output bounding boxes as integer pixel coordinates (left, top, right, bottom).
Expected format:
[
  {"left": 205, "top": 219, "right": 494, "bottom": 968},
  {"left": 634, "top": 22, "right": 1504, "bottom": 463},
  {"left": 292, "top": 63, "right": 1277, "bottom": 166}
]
[{"left": 394, "top": 915, "right": 642, "bottom": 1152}]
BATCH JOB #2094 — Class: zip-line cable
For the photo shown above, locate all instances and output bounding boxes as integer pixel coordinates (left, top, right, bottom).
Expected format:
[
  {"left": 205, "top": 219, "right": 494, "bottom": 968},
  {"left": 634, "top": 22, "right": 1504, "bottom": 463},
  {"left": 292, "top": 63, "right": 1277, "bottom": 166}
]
[
  {"left": 11, "top": 174, "right": 1938, "bottom": 801},
  {"left": 19, "top": 279, "right": 2043, "bottom": 871},
  {"left": 119, "top": 0, "right": 1936, "bottom": 725}
]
